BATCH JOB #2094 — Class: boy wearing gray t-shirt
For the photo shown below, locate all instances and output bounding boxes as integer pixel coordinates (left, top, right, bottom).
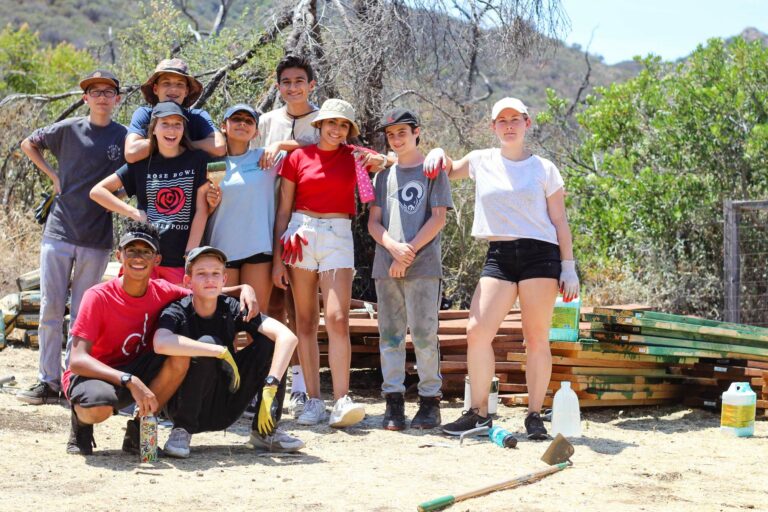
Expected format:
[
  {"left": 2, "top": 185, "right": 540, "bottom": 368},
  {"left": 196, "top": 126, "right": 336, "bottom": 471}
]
[{"left": 368, "top": 109, "right": 453, "bottom": 431}]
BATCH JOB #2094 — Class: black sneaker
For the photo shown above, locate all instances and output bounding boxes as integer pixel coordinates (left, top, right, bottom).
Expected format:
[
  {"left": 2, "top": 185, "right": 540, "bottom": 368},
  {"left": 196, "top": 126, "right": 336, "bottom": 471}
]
[
  {"left": 382, "top": 393, "right": 406, "bottom": 431},
  {"left": 16, "top": 380, "right": 60, "bottom": 405},
  {"left": 525, "top": 412, "right": 549, "bottom": 440},
  {"left": 122, "top": 418, "right": 140, "bottom": 454},
  {"left": 66, "top": 408, "right": 96, "bottom": 455},
  {"left": 410, "top": 396, "right": 441, "bottom": 429},
  {"left": 441, "top": 408, "right": 492, "bottom": 436}
]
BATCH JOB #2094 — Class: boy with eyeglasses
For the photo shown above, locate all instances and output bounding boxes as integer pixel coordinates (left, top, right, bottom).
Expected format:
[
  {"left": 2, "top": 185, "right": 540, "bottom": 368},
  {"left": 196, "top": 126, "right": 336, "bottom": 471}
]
[{"left": 18, "top": 70, "right": 128, "bottom": 406}]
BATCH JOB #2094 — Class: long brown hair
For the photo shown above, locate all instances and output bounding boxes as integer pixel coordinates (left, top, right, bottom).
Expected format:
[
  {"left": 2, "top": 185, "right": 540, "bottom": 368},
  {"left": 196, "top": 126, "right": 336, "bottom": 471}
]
[{"left": 147, "top": 114, "right": 194, "bottom": 155}]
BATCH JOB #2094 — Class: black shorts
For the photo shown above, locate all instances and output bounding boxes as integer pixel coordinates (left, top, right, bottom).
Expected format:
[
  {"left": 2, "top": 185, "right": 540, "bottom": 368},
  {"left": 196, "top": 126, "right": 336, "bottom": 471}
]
[
  {"left": 480, "top": 239, "right": 561, "bottom": 283},
  {"left": 67, "top": 351, "right": 166, "bottom": 411},
  {"left": 225, "top": 252, "right": 272, "bottom": 269}
]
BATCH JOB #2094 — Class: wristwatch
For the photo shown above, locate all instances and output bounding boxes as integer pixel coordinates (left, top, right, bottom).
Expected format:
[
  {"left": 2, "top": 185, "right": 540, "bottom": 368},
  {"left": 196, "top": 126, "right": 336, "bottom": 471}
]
[
  {"left": 264, "top": 375, "right": 280, "bottom": 387},
  {"left": 120, "top": 373, "right": 133, "bottom": 388}
]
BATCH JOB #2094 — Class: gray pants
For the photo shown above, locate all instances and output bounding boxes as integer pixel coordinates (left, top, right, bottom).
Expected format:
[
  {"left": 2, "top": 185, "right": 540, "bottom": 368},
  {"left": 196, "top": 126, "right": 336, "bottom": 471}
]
[
  {"left": 39, "top": 237, "right": 110, "bottom": 391},
  {"left": 376, "top": 277, "right": 442, "bottom": 397}
]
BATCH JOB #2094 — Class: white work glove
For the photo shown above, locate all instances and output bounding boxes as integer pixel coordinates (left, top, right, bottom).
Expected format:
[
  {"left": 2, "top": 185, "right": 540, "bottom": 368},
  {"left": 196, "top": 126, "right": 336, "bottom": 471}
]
[
  {"left": 559, "top": 260, "right": 579, "bottom": 303},
  {"left": 279, "top": 224, "right": 308, "bottom": 265},
  {"left": 423, "top": 148, "right": 446, "bottom": 179}
]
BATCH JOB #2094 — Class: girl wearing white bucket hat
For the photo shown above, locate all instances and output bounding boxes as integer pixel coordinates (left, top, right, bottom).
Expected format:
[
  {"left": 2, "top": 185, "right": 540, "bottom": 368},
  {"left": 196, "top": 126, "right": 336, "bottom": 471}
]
[
  {"left": 423, "top": 97, "right": 579, "bottom": 441},
  {"left": 272, "top": 98, "right": 387, "bottom": 428}
]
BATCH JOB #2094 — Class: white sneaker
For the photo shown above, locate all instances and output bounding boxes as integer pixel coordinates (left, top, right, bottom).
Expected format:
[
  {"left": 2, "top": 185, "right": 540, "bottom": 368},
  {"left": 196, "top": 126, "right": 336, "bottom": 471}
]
[
  {"left": 329, "top": 395, "right": 365, "bottom": 428},
  {"left": 164, "top": 428, "right": 191, "bottom": 458},
  {"left": 296, "top": 398, "right": 326, "bottom": 425},
  {"left": 289, "top": 391, "right": 308, "bottom": 419},
  {"left": 248, "top": 428, "right": 305, "bottom": 453}
]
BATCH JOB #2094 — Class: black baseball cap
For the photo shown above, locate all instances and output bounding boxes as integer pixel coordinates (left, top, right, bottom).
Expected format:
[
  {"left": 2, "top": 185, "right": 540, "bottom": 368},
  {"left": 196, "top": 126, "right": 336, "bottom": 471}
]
[
  {"left": 223, "top": 103, "right": 259, "bottom": 122},
  {"left": 151, "top": 101, "right": 189, "bottom": 120},
  {"left": 119, "top": 231, "right": 159, "bottom": 252},
  {"left": 185, "top": 246, "right": 227, "bottom": 273},
  {"left": 379, "top": 108, "right": 420, "bottom": 130},
  {"left": 79, "top": 70, "right": 120, "bottom": 92}
]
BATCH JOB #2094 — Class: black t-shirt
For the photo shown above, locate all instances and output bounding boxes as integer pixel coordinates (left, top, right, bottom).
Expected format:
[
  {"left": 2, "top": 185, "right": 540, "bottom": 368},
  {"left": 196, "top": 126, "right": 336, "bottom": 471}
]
[
  {"left": 118, "top": 148, "right": 208, "bottom": 267},
  {"left": 157, "top": 294, "right": 265, "bottom": 354}
]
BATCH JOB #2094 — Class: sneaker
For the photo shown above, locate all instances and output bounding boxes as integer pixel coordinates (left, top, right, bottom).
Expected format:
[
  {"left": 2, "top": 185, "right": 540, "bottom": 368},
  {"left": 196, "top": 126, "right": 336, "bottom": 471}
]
[
  {"left": 66, "top": 408, "right": 95, "bottom": 455},
  {"left": 441, "top": 408, "right": 492, "bottom": 436},
  {"left": 382, "top": 393, "right": 406, "bottom": 431},
  {"left": 164, "top": 427, "right": 192, "bottom": 458},
  {"left": 411, "top": 396, "right": 441, "bottom": 430},
  {"left": 248, "top": 428, "right": 305, "bottom": 453},
  {"left": 122, "top": 418, "right": 140, "bottom": 455},
  {"left": 289, "top": 391, "right": 308, "bottom": 418},
  {"left": 524, "top": 412, "right": 549, "bottom": 440},
  {"left": 329, "top": 395, "right": 365, "bottom": 428},
  {"left": 16, "top": 380, "right": 60, "bottom": 405},
  {"left": 296, "top": 398, "right": 327, "bottom": 425},
  {"left": 243, "top": 396, "right": 258, "bottom": 419}
]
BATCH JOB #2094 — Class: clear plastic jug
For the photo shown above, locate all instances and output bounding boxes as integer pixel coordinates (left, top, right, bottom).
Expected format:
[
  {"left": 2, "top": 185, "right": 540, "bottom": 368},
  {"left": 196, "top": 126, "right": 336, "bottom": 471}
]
[{"left": 551, "top": 381, "right": 582, "bottom": 438}]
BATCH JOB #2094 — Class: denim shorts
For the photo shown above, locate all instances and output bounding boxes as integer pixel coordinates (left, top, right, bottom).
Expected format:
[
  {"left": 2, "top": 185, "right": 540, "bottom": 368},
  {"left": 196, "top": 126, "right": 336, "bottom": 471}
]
[
  {"left": 226, "top": 252, "right": 272, "bottom": 269},
  {"left": 480, "top": 239, "right": 561, "bottom": 283},
  {"left": 287, "top": 212, "right": 354, "bottom": 273}
]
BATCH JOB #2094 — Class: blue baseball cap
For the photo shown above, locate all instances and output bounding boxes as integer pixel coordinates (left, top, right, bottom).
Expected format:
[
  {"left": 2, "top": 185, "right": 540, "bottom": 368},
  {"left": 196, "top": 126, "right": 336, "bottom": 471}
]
[
  {"left": 151, "top": 101, "right": 188, "bottom": 121},
  {"left": 223, "top": 104, "right": 259, "bottom": 122}
]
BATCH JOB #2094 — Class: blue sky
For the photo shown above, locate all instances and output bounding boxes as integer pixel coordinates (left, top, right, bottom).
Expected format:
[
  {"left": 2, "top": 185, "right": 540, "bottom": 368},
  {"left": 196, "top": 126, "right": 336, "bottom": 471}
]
[{"left": 560, "top": 0, "right": 766, "bottom": 64}]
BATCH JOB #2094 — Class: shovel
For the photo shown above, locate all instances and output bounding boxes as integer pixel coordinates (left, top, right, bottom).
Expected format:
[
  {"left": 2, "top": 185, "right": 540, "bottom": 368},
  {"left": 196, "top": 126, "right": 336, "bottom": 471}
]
[{"left": 416, "top": 434, "right": 574, "bottom": 512}]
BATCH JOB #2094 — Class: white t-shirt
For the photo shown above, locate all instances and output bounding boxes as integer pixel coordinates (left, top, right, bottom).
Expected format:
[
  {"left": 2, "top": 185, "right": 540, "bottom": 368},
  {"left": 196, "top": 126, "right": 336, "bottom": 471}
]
[
  {"left": 255, "top": 104, "right": 319, "bottom": 147},
  {"left": 468, "top": 149, "right": 564, "bottom": 243}
]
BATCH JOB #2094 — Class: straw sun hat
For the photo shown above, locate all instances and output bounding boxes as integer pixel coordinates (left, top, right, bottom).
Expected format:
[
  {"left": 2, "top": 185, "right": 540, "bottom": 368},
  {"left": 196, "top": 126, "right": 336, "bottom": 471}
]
[{"left": 310, "top": 99, "right": 360, "bottom": 138}]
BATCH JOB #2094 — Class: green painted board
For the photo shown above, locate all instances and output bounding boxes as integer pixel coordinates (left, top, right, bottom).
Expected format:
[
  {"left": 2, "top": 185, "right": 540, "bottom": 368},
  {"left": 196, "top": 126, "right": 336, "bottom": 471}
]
[
  {"left": 590, "top": 330, "right": 768, "bottom": 359},
  {"left": 560, "top": 341, "right": 710, "bottom": 360},
  {"left": 632, "top": 310, "right": 768, "bottom": 335},
  {"left": 615, "top": 316, "right": 768, "bottom": 345}
]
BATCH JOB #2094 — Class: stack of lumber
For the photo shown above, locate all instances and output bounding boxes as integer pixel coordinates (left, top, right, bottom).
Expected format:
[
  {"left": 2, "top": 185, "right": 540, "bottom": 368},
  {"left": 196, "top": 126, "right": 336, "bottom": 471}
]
[
  {"left": 585, "top": 307, "right": 768, "bottom": 417},
  {"left": 1, "top": 270, "right": 47, "bottom": 349}
]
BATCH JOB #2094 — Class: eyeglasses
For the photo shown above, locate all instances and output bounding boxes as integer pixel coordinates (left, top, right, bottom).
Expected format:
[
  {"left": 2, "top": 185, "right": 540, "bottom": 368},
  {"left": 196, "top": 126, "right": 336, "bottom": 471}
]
[
  {"left": 88, "top": 89, "right": 118, "bottom": 98},
  {"left": 123, "top": 248, "right": 156, "bottom": 259}
]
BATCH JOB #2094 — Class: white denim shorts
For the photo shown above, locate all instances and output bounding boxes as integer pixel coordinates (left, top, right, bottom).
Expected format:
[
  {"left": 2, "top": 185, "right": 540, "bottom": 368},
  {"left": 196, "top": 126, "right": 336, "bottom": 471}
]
[{"left": 287, "top": 212, "right": 355, "bottom": 273}]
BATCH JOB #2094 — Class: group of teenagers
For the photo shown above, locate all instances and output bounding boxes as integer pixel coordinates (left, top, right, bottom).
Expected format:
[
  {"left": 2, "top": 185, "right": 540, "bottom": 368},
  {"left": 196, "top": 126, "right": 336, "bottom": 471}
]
[{"left": 16, "top": 53, "right": 579, "bottom": 458}]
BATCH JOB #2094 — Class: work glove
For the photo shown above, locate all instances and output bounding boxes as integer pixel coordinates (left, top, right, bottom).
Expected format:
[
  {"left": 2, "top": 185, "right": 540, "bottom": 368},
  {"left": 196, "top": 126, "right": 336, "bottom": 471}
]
[
  {"left": 559, "top": 260, "right": 580, "bottom": 303},
  {"left": 423, "top": 148, "right": 446, "bottom": 179},
  {"left": 217, "top": 348, "right": 241, "bottom": 393},
  {"left": 257, "top": 384, "right": 279, "bottom": 436},
  {"left": 280, "top": 224, "right": 308, "bottom": 265},
  {"left": 34, "top": 192, "right": 56, "bottom": 225}
]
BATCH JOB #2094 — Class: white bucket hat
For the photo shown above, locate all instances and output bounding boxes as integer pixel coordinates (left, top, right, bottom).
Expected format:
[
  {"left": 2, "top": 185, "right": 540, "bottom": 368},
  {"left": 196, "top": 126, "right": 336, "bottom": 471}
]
[
  {"left": 491, "top": 97, "right": 529, "bottom": 120},
  {"left": 311, "top": 98, "right": 361, "bottom": 137}
]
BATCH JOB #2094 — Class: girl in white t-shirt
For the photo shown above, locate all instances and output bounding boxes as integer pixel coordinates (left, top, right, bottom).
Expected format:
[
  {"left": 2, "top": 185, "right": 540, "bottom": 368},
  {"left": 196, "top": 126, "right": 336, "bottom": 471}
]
[{"left": 423, "top": 97, "right": 579, "bottom": 440}]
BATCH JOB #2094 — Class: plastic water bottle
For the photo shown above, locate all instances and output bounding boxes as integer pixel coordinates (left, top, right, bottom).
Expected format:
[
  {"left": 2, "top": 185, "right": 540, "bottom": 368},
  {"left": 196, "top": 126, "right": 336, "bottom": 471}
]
[
  {"left": 140, "top": 415, "right": 158, "bottom": 462},
  {"left": 549, "top": 295, "right": 581, "bottom": 342},
  {"left": 488, "top": 426, "right": 518, "bottom": 448},
  {"left": 551, "top": 381, "right": 582, "bottom": 438},
  {"left": 721, "top": 382, "right": 756, "bottom": 437}
]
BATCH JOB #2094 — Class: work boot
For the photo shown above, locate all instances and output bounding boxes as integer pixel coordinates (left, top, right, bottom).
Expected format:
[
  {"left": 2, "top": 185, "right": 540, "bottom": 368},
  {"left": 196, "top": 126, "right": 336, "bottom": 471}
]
[
  {"left": 66, "top": 408, "right": 96, "bottom": 455},
  {"left": 410, "top": 396, "right": 441, "bottom": 429},
  {"left": 525, "top": 411, "right": 549, "bottom": 441},
  {"left": 122, "top": 418, "right": 140, "bottom": 454},
  {"left": 382, "top": 392, "right": 406, "bottom": 431}
]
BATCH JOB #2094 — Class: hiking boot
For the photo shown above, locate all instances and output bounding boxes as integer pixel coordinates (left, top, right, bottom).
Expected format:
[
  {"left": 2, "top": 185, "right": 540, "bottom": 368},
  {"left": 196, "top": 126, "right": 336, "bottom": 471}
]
[
  {"left": 382, "top": 393, "right": 406, "bottom": 431},
  {"left": 441, "top": 408, "right": 492, "bottom": 436},
  {"left": 296, "top": 398, "right": 326, "bottom": 425},
  {"left": 16, "top": 380, "right": 60, "bottom": 405},
  {"left": 410, "top": 396, "right": 441, "bottom": 430},
  {"left": 248, "top": 428, "right": 305, "bottom": 453},
  {"left": 66, "top": 408, "right": 96, "bottom": 455},
  {"left": 164, "top": 428, "right": 192, "bottom": 458},
  {"left": 122, "top": 418, "right": 140, "bottom": 454},
  {"left": 289, "top": 391, "right": 308, "bottom": 419},
  {"left": 329, "top": 395, "right": 365, "bottom": 428},
  {"left": 524, "top": 411, "right": 549, "bottom": 440}
]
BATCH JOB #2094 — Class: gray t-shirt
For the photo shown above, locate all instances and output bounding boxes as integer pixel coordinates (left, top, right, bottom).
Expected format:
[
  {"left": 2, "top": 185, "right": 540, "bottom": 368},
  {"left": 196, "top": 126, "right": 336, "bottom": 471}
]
[
  {"left": 29, "top": 117, "right": 127, "bottom": 249},
  {"left": 371, "top": 162, "right": 453, "bottom": 279}
]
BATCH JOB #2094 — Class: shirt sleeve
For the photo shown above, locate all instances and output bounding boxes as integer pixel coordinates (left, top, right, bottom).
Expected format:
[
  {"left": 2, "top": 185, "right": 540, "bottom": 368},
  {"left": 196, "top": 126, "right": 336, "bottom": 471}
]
[
  {"left": 69, "top": 288, "right": 104, "bottom": 342},
  {"left": 157, "top": 301, "right": 186, "bottom": 333},
  {"left": 544, "top": 160, "right": 565, "bottom": 197},
  {"left": 372, "top": 170, "right": 388, "bottom": 208},
  {"left": 117, "top": 163, "right": 137, "bottom": 197},
  {"left": 279, "top": 150, "right": 300, "bottom": 183},
  {"left": 127, "top": 108, "right": 151, "bottom": 137},
  {"left": 28, "top": 122, "right": 63, "bottom": 154},
  {"left": 195, "top": 151, "right": 211, "bottom": 189},
  {"left": 429, "top": 170, "right": 454, "bottom": 210},
  {"left": 467, "top": 150, "right": 479, "bottom": 181},
  {"left": 192, "top": 110, "right": 216, "bottom": 138}
]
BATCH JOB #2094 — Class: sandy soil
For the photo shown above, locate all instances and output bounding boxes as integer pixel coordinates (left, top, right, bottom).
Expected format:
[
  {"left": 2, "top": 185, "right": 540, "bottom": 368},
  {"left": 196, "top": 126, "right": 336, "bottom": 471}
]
[{"left": 1, "top": 345, "right": 767, "bottom": 512}]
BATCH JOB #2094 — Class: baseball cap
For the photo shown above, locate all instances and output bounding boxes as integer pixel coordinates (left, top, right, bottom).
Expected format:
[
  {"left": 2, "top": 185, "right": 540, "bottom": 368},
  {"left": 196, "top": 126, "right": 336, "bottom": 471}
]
[
  {"left": 151, "top": 101, "right": 189, "bottom": 121},
  {"left": 140, "top": 58, "right": 203, "bottom": 107},
  {"left": 223, "top": 103, "right": 260, "bottom": 122},
  {"left": 379, "top": 108, "right": 420, "bottom": 130},
  {"left": 79, "top": 70, "right": 120, "bottom": 92},
  {"left": 119, "top": 231, "right": 160, "bottom": 252},
  {"left": 185, "top": 246, "right": 227, "bottom": 273},
  {"left": 491, "top": 97, "right": 529, "bottom": 120}
]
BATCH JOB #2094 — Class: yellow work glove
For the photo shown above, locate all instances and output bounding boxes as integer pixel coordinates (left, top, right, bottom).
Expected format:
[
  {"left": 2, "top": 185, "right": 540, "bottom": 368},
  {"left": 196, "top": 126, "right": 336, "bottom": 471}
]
[
  {"left": 217, "top": 348, "right": 240, "bottom": 393},
  {"left": 257, "top": 385, "right": 279, "bottom": 436}
]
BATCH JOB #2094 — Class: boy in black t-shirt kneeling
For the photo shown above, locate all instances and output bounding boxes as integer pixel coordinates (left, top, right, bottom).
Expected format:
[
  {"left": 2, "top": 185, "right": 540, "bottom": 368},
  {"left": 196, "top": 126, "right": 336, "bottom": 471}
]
[{"left": 153, "top": 246, "right": 303, "bottom": 457}]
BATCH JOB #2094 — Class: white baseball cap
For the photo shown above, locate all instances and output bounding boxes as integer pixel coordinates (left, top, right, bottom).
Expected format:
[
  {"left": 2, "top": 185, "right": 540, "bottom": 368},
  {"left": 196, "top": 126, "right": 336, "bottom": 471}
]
[{"left": 491, "top": 97, "right": 529, "bottom": 120}]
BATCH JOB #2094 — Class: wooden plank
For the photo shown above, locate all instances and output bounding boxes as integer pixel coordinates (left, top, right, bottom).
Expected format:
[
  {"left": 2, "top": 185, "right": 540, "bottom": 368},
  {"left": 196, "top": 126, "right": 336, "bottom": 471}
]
[
  {"left": 435, "top": 361, "right": 524, "bottom": 374},
  {"left": 501, "top": 394, "right": 676, "bottom": 408},
  {"left": 15, "top": 312, "right": 39, "bottom": 329},
  {"left": 611, "top": 316, "right": 768, "bottom": 345},
  {"left": 590, "top": 331, "right": 768, "bottom": 361},
  {"left": 549, "top": 373, "right": 682, "bottom": 385},
  {"left": 16, "top": 268, "right": 40, "bottom": 291},
  {"left": 19, "top": 291, "right": 41, "bottom": 312},
  {"left": 545, "top": 366, "right": 671, "bottom": 377},
  {"left": 509, "top": 353, "right": 668, "bottom": 369},
  {"left": 555, "top": 382, "right": 684, "bottom": 393},
  {"left": 547, "top": 349, "right": 697, "bottom": 365}
]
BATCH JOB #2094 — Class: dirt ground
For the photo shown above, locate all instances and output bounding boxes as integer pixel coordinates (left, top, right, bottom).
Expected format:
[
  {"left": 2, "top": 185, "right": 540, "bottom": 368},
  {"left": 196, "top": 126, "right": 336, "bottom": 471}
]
[{"left": 1, "top": 345, "right": 767, "bottom": 512}]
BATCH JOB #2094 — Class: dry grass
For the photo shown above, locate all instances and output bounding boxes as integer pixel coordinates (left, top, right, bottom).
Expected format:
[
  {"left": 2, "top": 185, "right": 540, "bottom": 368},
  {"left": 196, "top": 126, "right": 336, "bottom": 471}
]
[{"left": 0, "top": 208, "right": 42, "bottom": 297}]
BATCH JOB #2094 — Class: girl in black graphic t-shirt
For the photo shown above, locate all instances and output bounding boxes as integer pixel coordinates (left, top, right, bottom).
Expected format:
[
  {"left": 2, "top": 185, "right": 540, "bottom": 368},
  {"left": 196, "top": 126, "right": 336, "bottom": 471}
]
[{"left": 91, "top": 101, "right": 215, "bottom": 284}]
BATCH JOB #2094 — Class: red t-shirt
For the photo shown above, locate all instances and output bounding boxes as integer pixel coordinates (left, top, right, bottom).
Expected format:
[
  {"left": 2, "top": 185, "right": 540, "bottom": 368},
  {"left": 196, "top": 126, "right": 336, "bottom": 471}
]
[
  {"left": 280, "top": 144, "right": 372, "bottom": 216},
  {"left": 62, "top": 278, "right": 190, "bottom": 395}
]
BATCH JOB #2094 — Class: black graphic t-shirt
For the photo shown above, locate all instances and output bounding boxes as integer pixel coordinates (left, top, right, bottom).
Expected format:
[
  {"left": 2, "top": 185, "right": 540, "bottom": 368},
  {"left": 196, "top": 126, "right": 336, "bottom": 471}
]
[{"left": 118, "top": 149, "right": 208, "bottom": 267}]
